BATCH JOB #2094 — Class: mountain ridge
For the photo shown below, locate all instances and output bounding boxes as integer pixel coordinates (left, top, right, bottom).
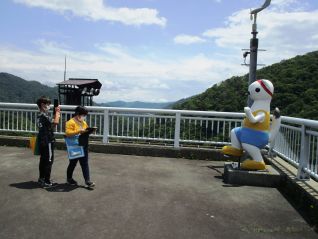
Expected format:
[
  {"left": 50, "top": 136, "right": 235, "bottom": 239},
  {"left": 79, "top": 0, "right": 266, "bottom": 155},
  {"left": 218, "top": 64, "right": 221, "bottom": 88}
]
[
  {"left": 172, "top": 51, "right": 318, "bottom": 119},
  {"left": 0, "top": 73, "right": 174, "bottom": 109},
  {"left": 0, "top": 72, "right": 58, "bottom": 103}
]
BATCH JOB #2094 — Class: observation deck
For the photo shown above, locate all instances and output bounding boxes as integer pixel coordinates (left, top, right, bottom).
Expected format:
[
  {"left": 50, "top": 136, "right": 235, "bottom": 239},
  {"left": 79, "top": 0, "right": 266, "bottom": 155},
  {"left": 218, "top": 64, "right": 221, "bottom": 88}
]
[{"left": 0, "top": 102, "right": 317, "bottom": 238}]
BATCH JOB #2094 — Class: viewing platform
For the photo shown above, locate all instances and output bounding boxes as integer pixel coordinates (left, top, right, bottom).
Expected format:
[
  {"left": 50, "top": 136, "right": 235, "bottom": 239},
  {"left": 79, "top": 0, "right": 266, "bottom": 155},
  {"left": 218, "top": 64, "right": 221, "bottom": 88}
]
[
  {"left": 0, "top": 102, "right": 318, "bottom": 238},
  {"left": 1, "top": 146, "right": 317, "bottom": 239}
]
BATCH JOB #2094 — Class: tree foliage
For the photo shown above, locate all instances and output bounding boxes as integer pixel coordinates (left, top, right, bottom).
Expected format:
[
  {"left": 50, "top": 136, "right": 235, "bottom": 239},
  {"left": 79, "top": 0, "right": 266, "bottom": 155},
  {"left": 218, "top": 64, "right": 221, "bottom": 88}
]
[
  {"left": 172, "top": 51, "right": 318, "bottom": 120},
  {"left": 0, "top": 73, "right": 58, "bottom": 103}
]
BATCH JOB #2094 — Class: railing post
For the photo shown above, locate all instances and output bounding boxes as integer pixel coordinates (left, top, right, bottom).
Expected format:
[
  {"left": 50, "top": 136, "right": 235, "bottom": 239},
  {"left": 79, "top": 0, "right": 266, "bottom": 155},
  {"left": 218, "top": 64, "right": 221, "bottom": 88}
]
[
  {"left": 297, "top": 125, "right": 310, "bottom": 180},
  {"left": 103, "top": 109, "right": 109, "bottom": 144},
  {"left": 174, "top": 112, "right": 181, "bottom": 148},
  {"left": 268, "top": 139, "right": 275, "bottom": 158}
]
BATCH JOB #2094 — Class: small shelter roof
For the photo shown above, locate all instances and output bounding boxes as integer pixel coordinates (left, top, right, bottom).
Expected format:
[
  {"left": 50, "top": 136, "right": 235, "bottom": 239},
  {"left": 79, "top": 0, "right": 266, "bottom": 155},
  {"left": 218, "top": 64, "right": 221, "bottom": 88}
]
[{"left": 57, "top": 78, "right": 102, "bottom": 88}]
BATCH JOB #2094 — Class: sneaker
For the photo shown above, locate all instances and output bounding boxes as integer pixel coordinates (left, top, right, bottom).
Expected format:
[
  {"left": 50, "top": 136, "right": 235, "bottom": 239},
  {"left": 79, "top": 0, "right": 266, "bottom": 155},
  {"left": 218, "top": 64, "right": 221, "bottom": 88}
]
[
  {"left": 67, "top": 178, "right": 78, "bottom": 185},
  {"left": 38, "top": 178, "right": 45, "bottom": 185},
  {"left": 48, "top": 180, "right": 58, "bottom": 186},
  {"left": 85, "top": 181, "right": 95, "bottom": 188},
  {"left": 42, "top": 181, "right": 53, "bottom": 188}
]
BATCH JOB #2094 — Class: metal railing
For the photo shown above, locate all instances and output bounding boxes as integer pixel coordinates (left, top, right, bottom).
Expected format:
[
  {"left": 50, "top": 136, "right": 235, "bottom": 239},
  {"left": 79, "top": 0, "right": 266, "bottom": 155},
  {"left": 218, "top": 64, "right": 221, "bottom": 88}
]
[
  {"left": 271, "top": 116, "right": 318, "bottom": 181},
  {"left": 0, "top": 102, "right": 318, "bottom": 181}
]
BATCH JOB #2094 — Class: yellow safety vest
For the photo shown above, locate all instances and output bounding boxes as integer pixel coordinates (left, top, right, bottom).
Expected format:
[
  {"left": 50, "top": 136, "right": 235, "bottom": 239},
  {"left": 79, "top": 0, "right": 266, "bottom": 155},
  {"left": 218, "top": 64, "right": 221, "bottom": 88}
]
[
  {"left": 65, "top": 118, "right": 88, "bottom": 137},
  {"left": 243, "top": 110, "right": 270, "bottom": 131}
]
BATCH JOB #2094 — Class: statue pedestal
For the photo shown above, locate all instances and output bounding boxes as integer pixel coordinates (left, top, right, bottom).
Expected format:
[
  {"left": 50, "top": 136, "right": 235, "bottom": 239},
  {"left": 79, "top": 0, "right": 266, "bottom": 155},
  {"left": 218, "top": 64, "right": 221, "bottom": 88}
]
[{"left": 223, "top": 162, "right": 282, "bottom": 187}]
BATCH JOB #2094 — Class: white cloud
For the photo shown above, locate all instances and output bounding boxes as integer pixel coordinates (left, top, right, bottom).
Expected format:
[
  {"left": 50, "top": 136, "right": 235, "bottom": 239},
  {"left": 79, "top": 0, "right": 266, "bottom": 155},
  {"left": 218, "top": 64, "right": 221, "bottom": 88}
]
[
  {"left": 13, "top": 0, "right": 167, "bottom": 27},
  {"left": 203, "top": 2, "right": 318, "bottom": 64},
  {"left": 271, "top": 0, "right": 298, "bottom": 8},
  {"left": 5, "top": 0, "right": 316, "bottom": 103},
  {"left": 0, "top": 40, "right": 245, "bottom": 102},
  {"left": 173, "top": 34, "right": 206, "bottom": 45}
]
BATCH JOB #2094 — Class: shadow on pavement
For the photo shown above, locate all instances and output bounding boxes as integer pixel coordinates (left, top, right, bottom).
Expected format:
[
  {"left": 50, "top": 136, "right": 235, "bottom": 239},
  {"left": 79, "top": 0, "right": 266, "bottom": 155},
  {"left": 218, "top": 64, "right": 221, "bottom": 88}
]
[
  {"left": 222, "top": 184, "right": 242, "bottom": 187},
  {"left": 9, "top": 181, "right": 93, "bottom": 192},
  {"left": 45, "top": 183, "right": 79, "bottom": 192},
  {"left": 10, "top": 181, "right": 40, "bottom": 189},
  {"left": 206, "top": 165, "right": 223, "bottom": 175},
  {"left": 46, "top": 183, "right": 94, "bottom": 192},
  {"left": 205, "top": 165, "right": 243, "bottom": 187}
]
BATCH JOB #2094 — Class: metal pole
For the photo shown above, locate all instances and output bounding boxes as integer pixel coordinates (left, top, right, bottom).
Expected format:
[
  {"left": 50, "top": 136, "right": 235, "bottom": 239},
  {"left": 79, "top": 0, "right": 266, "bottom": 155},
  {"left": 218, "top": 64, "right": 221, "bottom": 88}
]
[
  {"left": 64, "top": 56, "right": 67, "bottom": 81},
  {"left": 174, "top": 112, "right": 181, "bottom": 148},
  {"left": 247, "top": 15, "right": 258, "bottom": 107},
  {"left": 247, "top": 0, "right": 271, "bottom": 107},
  {"left": 103, "top": 109, "right": 109, "bottom": 144},
  {"left": 297, "top": 125, "right": 310, "bottom": 180}
]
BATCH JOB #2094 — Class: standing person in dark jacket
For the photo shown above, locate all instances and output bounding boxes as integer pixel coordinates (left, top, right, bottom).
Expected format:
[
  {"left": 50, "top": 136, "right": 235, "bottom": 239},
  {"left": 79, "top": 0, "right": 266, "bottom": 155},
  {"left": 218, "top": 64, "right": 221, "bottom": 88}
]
[{"left": 36, "top": 96, "right": 60, "bottom": 188}]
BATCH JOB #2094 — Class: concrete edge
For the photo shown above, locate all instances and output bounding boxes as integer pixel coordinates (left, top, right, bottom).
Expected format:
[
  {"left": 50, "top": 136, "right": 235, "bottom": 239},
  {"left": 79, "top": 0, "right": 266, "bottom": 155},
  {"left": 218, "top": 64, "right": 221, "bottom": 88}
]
[
  {"left": 265, "top": 155, "right": 318, "bottom": 231},
  {"left": 0, "top": 135, "right": 236, "bottom": 161}
]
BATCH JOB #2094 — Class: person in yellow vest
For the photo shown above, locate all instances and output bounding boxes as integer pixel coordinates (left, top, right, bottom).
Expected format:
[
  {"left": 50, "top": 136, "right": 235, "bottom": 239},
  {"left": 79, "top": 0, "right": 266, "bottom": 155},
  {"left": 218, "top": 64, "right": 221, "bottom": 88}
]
[{"left": 65, "top": 106, "right": 95, "bottom": 188}]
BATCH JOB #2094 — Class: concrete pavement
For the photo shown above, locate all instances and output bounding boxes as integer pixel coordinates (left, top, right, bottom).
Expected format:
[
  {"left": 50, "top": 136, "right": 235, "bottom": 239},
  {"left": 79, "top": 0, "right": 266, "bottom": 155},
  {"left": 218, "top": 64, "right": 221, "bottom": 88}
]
[{"left": 0, "top": 146, "right": 316, "bottom": 239}]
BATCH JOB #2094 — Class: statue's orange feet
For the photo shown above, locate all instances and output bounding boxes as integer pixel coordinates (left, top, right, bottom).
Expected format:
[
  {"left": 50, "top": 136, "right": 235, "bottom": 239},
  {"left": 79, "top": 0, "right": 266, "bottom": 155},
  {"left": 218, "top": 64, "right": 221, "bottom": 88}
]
[
  {"left": 222, "top": 146, "right": 243, "bottom": 157},
  {"left": 241, "top": 159, "right": 266, "bottom": 170}
]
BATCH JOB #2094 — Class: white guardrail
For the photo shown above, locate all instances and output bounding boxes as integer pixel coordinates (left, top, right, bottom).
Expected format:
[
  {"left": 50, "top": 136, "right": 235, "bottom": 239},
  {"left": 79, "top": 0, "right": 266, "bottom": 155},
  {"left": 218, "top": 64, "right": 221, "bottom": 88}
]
[{"left": 0, "top": 102, "right": 318, "bottom": 181}]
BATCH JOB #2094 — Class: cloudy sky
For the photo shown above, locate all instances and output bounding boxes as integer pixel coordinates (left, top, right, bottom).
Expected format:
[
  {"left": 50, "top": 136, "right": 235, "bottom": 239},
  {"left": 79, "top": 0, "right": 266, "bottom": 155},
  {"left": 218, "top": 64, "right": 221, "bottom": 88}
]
[{"left": 0, "top": 0, "right": 317, "bottom": 103}]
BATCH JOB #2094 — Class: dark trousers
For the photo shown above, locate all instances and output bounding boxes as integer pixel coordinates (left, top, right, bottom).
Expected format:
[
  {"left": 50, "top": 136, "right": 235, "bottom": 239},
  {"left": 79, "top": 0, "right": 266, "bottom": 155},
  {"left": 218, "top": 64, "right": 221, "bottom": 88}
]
[
  {"left": 67, "top": 148, "right": 90, "bottom": 182},
  {"left": 39, "top": 143, "right": 54, "bottom": 182}
]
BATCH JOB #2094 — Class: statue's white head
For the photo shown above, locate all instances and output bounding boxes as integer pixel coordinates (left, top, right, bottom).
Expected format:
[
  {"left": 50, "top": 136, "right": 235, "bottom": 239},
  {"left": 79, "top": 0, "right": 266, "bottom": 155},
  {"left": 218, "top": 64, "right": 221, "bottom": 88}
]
[{"left": 248, "top": 79, "right": 274, "bottom": 101}]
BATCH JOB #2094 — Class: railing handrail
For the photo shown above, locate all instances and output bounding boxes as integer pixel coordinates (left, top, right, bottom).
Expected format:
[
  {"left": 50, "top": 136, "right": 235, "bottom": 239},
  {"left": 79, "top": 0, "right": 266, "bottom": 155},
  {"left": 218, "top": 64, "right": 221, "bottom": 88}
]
[
  {"left": 0, "top": 102, "right": 245, "bottom": 118},
  {"left": 1, "top": 102, "right": 318, "bottom": 128},
  {"left": 280, "top": 116, "right": 318, "bottom": 129}
]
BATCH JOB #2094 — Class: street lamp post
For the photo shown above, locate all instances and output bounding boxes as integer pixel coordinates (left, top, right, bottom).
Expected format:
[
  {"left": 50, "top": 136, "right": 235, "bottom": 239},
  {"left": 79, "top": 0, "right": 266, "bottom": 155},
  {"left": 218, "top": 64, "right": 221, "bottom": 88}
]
[{"left": 247, "top": 0, "right": 271, "bottom": 106}]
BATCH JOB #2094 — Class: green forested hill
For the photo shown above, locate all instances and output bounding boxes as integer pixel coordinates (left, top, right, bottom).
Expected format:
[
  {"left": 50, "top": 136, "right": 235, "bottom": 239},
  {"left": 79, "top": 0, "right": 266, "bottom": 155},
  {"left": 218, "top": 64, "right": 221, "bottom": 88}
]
[
  {"left": 0, "top": 73, "right": 58, "bottom": 103},
  {"left": 172, "top": 51, "right": 318, "bottom": 120}
]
